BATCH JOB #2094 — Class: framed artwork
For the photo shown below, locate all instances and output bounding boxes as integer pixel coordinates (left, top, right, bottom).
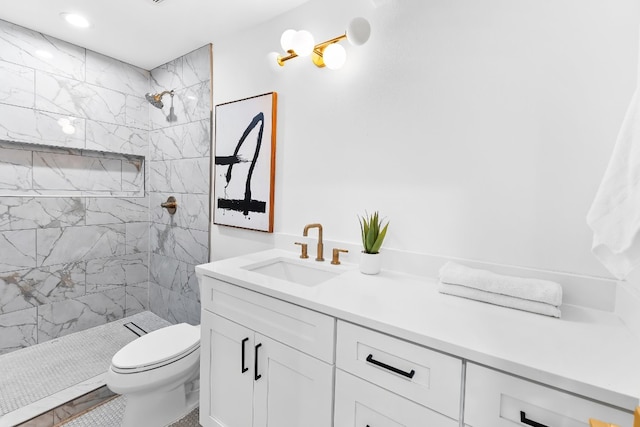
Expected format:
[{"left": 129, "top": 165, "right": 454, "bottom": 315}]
[{"left": 213, "top": 92, "right": 277, "bottom": 232}]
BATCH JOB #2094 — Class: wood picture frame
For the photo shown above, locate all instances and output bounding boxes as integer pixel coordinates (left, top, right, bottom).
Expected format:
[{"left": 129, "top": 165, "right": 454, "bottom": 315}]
[{"left": 213, "top": 92, "right": 277, "bottom": 232}]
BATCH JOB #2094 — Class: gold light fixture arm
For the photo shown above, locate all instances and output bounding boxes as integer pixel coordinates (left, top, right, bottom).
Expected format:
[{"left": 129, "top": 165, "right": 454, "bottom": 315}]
[
  {"left": 312, "top": 33, "right": 347, "bottom": 68},
  {"left": 315, "top": 33, "right": 347, "bottom": 51},
  {"left": 277, "top": 49, "right": 299, "bottom": 66}
]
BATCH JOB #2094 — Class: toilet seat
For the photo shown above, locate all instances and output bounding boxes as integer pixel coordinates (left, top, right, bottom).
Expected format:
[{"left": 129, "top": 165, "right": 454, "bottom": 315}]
[{"left": 112, "top": 323, "right": 200, "bottom": 374}]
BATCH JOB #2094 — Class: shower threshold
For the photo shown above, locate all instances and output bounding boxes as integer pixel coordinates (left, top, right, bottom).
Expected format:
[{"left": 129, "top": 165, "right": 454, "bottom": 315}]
[{"left": 0, "top": 311, "right": 170, "bottom": 427}]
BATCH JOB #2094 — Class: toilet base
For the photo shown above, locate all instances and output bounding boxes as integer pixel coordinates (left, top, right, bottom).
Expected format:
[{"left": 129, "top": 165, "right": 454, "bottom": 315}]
[{"left": 120, "top": 379, "right": 199, "bottom": 427}]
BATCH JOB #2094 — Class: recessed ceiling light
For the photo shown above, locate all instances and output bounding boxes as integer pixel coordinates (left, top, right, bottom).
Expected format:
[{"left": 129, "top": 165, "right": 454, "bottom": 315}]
[{"left": 60, "top": 13, "right": 90, "bottom": 28}]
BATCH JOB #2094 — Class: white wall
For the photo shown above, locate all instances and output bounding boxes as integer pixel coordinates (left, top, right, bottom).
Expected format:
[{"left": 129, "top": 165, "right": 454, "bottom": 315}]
[{"left": 211, "top": 0, "right": 640, "bottom": 279}]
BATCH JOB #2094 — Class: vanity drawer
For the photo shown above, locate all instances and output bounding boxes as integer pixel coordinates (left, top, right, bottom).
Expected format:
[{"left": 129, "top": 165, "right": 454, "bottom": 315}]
[
  {"left": 336, "top": 320, "right": 462, "bottom": 419},
  {"left": 200, "top": 276, "right": 335, "bottom": 363},
  {"left": 464, "top": 363, "right": 633, "bottom": 427},
  {"left": 334, "top": 369, "right": 459, "bottom": 427}
]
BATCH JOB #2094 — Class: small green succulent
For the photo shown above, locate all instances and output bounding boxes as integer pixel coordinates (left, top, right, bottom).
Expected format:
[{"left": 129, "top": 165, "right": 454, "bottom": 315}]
[{"left": 358, "top": 211, "right": 389, "bottom": 254}]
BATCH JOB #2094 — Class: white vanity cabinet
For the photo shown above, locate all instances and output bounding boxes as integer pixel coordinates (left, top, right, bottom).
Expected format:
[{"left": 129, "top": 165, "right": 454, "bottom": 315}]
[
  {"left": 197, "top": 250, "right": 640, "bottom": 427},
  {"left": 464, "top": 363, "right": 634, "bottom": 427},
  {"left": 199, "top": 276, "right": 335, "bottom": 427}
]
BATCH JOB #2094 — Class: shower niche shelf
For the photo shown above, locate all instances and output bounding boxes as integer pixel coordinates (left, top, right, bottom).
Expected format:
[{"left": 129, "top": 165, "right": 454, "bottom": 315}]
[{"left": 0, "top": 139, "right": 145, "bottom": 198}]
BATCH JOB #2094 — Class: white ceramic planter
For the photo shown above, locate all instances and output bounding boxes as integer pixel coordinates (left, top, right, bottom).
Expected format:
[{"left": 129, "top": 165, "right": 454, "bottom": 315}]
[{"left": 359, "top": 252, "right": 381, "bottom": 275}]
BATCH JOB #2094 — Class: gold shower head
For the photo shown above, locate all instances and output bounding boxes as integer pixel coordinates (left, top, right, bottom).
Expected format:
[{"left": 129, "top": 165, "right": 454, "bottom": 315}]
[{"left": 145, "top": 90, "right": 174, "bottom": 109}]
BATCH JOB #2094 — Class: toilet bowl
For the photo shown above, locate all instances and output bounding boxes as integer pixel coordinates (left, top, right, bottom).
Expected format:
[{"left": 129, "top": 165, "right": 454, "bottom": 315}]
[{"left": 106, "top": 323, "right": 201, "bottom": 427}]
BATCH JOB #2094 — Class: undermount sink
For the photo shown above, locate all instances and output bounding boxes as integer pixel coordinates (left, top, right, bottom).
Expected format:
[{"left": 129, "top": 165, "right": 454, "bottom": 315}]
[{"left": 243, "top": 258, "right": 341, "bottom": 286}]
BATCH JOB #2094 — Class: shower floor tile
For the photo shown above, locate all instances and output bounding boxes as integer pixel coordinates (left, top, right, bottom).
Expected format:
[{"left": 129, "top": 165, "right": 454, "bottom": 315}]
[{"left": 0, "top": 311, "right": 171, "bottom": 427}]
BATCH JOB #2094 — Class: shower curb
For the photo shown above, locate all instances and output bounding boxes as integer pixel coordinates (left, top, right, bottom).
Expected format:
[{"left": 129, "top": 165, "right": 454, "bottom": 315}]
[{"left": 18, "top": 386, "right": 117, "bottom": 427}]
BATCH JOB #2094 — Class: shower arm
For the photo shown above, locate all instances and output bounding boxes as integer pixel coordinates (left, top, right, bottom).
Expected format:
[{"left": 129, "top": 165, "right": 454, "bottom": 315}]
[{"left": 151, "top": 90, "right": 174, "bottom": 102}]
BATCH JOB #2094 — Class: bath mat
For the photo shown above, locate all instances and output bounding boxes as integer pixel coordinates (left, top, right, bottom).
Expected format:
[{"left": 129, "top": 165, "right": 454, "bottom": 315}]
[{"left": 0, "top": 311, "right": 170, "bottom": 416}]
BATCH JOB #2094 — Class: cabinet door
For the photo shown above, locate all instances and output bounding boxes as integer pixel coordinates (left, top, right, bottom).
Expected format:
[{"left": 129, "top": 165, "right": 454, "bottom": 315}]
[
  {"left": 200, "top": 312, "right": 255, "bottom": 427},
  {"left": 253, "top": 334, "right": 334, "bottom": 427},
  {"left": 334, "top": 369, "right": 459, "bottom": 427}
]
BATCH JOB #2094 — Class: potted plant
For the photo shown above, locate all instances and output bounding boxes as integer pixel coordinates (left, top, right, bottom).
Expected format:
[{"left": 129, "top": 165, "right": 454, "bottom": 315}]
[{"left": 358, "top": 211, "right": 389, "bottom": 275}]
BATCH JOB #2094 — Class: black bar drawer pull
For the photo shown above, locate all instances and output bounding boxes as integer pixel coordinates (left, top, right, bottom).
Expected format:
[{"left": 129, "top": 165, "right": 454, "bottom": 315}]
[
  {"left": 241, "top": 337, "right": 249, "bottom": 373},
  {"left": 254, "top": 343, "right": 262, "bottom": 381},
  {"left": 366, "top": 354, "right": 415, "bottom": 379},
  {"left": 520, "top": 411, "right": 549, "bottom": 427}
]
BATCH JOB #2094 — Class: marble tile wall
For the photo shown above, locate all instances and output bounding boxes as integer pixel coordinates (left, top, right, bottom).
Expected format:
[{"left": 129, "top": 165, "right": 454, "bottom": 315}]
[
  {"left": 0, "top": 19, "right": 152, "bottom": 354},
  {"left": 148, "top": 46, "right": 211, "bottom": 326}
]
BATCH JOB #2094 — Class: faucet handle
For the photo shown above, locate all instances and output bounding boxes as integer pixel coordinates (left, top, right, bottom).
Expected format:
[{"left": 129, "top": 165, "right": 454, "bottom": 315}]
[
  {"left": 331, "top": 248, "right": 349, "bottom": 265},
  {"left": 294, "top": 242, "right": 309, "bottom": 259}
]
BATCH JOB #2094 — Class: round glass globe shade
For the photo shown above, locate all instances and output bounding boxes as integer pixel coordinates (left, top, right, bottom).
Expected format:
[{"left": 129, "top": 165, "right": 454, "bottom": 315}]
[
  {"left": 292, "top": 30, "right": 315, "bottom": 57},
  {"left": 323, "top": 44, "right": 347, "bottom": 70},
  {"left": 280, "top": 29, "right": 296, "bottom": 51},
  {"left": 267, "top": 52, "right": 284, "bottom": 71},
  {"left": 346, "top": 17, "right": 371, "bottom": 46}
]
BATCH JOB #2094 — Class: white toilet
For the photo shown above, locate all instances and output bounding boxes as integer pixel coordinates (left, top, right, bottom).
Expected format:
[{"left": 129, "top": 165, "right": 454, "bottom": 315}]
[{"left": 106, "top": 323, "right": 201, "bottom": 427}]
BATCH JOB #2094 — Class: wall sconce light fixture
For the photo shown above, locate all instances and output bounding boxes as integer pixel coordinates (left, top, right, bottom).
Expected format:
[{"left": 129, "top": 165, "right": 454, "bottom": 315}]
[{"left": 276, "top": 17, "right": 371, "bottom": 70}]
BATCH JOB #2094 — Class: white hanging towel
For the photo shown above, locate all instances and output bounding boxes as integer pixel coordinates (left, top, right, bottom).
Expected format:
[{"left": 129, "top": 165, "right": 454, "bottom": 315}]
[{"left": 587, "top": 41, "right": 640, "bottom": 279}]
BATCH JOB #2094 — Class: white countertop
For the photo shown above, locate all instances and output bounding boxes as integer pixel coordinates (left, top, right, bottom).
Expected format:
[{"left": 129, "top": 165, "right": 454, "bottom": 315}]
[{"left": 196, "top": 249, "right": 640, "bottom": 411}]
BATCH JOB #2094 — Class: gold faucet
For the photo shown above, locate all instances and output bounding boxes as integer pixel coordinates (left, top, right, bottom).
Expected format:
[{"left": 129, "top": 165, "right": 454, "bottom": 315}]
[{"left": 303, "top": 223, "right": 324, "bottom": 262}]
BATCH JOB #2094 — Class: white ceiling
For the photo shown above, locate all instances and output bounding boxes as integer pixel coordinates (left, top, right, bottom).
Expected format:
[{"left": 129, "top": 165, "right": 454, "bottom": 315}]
[{"left": 0, "top": 0, "right": 311, "bottom": 70}]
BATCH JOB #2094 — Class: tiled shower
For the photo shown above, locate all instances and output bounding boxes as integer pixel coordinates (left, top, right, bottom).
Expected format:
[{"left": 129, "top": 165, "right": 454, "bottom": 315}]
[{"left": 0, "top": 18, "right": 211, "bottom": 355}]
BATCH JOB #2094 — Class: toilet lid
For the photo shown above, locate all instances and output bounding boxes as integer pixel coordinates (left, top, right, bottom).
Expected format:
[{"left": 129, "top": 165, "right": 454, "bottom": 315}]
[{"left": 112, "top": 323, "right": 200, "bottom": 370}]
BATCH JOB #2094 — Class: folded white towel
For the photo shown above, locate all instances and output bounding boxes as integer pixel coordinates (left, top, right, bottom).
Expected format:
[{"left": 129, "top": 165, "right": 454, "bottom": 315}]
[
  {"left": 438, "top": 282, "right": 561, "bottom": 318},
  {"left": 586, "top": 77, "right": 640, "bottom": 279},
  {"left": 438, "top": 261, "right": 563, "bottom": 306}
]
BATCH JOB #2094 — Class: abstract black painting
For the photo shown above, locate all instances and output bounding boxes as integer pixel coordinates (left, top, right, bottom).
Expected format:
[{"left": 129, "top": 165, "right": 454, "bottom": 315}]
[{"left": 213, "top": 92, "right": 277, "bottom": 232}]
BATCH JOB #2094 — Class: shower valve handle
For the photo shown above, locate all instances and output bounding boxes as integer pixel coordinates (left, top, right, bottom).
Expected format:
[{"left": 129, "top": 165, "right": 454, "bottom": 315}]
[{"left": 161, "top": 196, "right": 177, "bottom": 215}]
